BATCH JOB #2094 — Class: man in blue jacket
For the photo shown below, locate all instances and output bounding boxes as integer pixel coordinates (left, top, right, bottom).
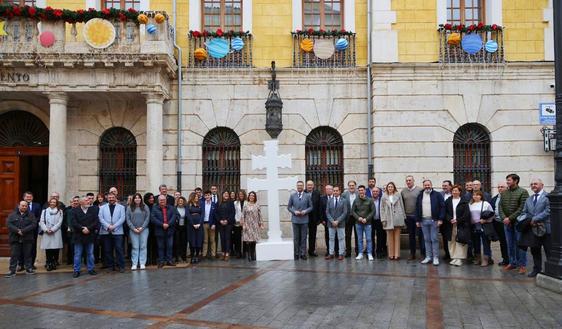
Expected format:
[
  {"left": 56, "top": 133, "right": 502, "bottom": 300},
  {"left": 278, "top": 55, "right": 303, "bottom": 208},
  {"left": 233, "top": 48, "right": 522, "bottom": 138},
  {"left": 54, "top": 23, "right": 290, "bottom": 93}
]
[
  {"left": 416, "top": 179, "right": 445, "bottom": 266},
  {"left": 151, "top": 194, "right": 178, "bottom": 267},
  {"left": 98, "top": 193, "right": 126, "bottom": 272}
]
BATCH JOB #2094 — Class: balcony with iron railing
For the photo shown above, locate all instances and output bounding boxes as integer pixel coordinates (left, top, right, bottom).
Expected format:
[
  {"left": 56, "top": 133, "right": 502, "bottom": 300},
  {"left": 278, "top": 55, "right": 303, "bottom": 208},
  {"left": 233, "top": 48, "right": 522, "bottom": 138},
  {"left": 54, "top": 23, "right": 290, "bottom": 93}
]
[
  {"left": 187, "top": 30, "right": 252, "bottom": 68},
  {"left": 292, "top": 30, "right": 356, "bottom": 68},
  {"left": 438, "top": 23, "right": 504, "bottom": 64},
  {"left": 0, "top": 6, "right": 175, "bottom": 68}
]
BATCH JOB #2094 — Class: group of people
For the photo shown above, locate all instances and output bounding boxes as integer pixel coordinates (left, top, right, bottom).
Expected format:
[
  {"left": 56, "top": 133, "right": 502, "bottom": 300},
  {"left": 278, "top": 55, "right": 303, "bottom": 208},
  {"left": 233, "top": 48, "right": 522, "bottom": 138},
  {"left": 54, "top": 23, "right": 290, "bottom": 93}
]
[
  {"left": 5, "top": 173, "right": 551, "bottom": 279},
  {"left": 287, "top": 174, "right": 550, "bottom": 278},
  {"left": 5, "top": 184, "right": 264, "bottom": 278}
]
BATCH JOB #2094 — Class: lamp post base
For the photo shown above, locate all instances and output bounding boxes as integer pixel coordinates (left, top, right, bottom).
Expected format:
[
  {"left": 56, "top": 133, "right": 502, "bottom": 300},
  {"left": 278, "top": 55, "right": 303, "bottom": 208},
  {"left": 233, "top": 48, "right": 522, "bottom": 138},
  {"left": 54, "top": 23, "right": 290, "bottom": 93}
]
[{"left": 536, "top": 273, "right": 562, "bottom": 294}]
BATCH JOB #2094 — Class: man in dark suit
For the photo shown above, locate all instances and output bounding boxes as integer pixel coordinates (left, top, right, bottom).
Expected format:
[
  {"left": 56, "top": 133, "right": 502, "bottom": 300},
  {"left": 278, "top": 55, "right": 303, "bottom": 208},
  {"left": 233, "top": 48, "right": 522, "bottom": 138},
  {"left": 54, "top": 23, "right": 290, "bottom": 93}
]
[
  {"left": 341, "top": 180, "right": 359, "bottom": 257},
  {"left": 326, "top": 186, "right": 348, "bottom": 260},
  {"left": 5, "top": 201, "right": 37, "bottom": 277},
  {"left": 200, "top": 191, "right": 218, "bottom": 258},
  {"left": 151, "top": 195, "right": 178, "bottom": 268},
  {"left": 287, "top": 181, "right": 313, "bottom": 260},
  {"left": 370, "top": 187, "right": 386, "bottom": 258},
  {"left": 70, "top": 196, "right": 99, "bottom": 278},
  {"left": 18, "top": 191, "right": 41, "bottom": 271},
  {"left": 491, "top": 181, "right": 509, "bottom": 266},
  {"left": 320, "top": 185, "right": 337, "bottom": 256},
  {"left": 521, "top": 178, "right": 551, "bottom": 278},
  {"left": 306, "top": 180, "right": 321, "bottom": 257}
]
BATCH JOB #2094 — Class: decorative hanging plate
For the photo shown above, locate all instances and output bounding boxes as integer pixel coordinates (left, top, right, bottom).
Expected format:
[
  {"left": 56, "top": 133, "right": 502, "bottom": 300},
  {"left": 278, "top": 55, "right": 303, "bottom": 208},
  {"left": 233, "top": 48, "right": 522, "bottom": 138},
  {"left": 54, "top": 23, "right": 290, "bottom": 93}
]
[
  {"left": 146, "top": 24, "right": 157, "bottom": 34},
  {"left": 231, "top": 37, "right": 244, "bottom": 51},
  {"left": 300, "top": 38, "right": 313, "bottom": 52},
  {"left": 447, "top": 33, "right": 461, "bottom": 46},
  {"left": 461, "top": 33, "right": 483, "bottom": 55},
  {"left": 83, "top": 18, "right": 116, "bottom": 49},
  {"left": 485, "top": 40, "right": 498, "bottom": 53},
  {"left": 335, "top": 38, "right": 349, "bottom": 51},
  {"left": 194, "top": 47, "right": 208, "bottom": 61},
  {"left": 314, "top": 38, "right": 335, "bottom": 59},
  {"left": 206, "top": 38, "right": 230, "bottom": 59}
]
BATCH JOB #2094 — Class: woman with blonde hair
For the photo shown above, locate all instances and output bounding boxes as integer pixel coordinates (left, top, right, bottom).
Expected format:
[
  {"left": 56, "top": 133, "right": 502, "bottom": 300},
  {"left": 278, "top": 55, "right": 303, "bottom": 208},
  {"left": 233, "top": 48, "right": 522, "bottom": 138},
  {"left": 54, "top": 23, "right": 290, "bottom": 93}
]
[
  {"left": 39, "top": 197, "right": 64, "bottom": 271},
  {"left": 241, "top": 191, "right": 263, "bottom": 262},
  {"left": 380, "top": 182, "right": 406, "bottom": 260}
]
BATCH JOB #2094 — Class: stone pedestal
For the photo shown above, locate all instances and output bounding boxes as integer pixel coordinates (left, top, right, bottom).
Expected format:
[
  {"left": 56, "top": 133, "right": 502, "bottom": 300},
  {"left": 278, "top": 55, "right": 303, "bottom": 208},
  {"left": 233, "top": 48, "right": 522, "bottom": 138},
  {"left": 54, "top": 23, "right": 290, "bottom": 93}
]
[
  {"left": 537, "top": 273, "right": 562, "bottom": 294},
  {"left": 256, "top": 240, "right": 294, "bottom": 261}
]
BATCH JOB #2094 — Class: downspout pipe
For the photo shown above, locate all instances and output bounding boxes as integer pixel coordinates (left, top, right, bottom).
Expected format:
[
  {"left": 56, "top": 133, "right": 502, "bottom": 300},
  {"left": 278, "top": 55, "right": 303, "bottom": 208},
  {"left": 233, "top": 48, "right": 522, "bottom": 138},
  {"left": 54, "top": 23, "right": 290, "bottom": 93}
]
[
  {"left": 172, "top": 0, "right": 183, "bottom": 192},
  {"left": 367, "top": 0, "right": 374, "bottom": 178}
]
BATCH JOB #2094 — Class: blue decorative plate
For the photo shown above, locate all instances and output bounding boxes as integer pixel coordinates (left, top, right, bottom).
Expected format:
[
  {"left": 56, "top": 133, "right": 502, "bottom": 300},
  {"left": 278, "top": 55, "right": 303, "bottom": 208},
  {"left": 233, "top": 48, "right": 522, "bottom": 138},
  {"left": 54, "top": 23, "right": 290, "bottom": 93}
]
[
  {"left": 485, "top": 40, "right": 498, "bottom": 53},
  {"left": 206, "top": 38, "right": 230, "bottom": 59},
  {"left": 335, "top": 38, "right": 348, "bottom": 51},
  {"left": 461, "top": 34, "right": 483, "bottom": 55},
  {"left": 231, "top": 37, "right": 244, "bottom": 51}
]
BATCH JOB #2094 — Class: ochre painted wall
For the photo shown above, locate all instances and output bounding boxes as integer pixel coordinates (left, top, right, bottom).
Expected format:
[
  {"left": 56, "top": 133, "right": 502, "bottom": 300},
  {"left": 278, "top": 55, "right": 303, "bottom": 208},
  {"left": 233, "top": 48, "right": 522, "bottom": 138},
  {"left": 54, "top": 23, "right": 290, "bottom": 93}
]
[
  {"left": 503, "top": 0, "right": 548, "bottom": 61},
  {"left": 392, "top": 0, "right": 439, "bottom": 63}
]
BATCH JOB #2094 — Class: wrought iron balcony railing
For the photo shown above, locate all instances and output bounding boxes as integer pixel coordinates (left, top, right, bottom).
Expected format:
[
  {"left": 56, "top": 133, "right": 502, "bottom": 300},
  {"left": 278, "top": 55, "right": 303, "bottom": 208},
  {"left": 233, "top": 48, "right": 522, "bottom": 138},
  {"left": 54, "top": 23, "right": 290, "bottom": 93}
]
[
  {"left": 292, "top": 32, "right": 356, "bottom": 68},
  {"left": 438, "top": 27, "right": 504, "bottom": 64},
  {"left": 187, "top": 33, "right": 253, "bottom": 68}
]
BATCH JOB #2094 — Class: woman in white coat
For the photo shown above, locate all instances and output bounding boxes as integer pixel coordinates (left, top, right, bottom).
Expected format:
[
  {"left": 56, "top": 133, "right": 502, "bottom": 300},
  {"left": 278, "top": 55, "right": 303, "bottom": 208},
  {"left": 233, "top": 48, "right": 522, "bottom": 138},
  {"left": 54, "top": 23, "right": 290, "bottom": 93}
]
[
  {"left": 380, "top": 182, "right": 406, "bottom": 260},
  {"left": 39, "top": 197, "right": 64, "bottom": 271}
]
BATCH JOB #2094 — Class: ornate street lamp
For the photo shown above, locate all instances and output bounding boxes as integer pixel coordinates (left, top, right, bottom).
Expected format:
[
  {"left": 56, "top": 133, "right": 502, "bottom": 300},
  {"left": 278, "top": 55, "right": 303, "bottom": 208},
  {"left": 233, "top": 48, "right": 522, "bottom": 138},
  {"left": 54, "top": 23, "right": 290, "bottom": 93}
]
[{"left": 265, "top": 61, "right": 283, "bottom": 139}]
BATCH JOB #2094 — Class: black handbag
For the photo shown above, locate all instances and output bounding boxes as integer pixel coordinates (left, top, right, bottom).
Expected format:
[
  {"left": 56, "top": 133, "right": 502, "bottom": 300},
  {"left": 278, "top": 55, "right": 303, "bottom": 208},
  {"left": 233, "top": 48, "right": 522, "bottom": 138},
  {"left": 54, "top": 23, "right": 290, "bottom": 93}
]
[
  {"left": 482, "top": 223, "right": 499, "bottom": 242},
  {"left": 455, "top": 225, "right": 471, "bottom": 244}
]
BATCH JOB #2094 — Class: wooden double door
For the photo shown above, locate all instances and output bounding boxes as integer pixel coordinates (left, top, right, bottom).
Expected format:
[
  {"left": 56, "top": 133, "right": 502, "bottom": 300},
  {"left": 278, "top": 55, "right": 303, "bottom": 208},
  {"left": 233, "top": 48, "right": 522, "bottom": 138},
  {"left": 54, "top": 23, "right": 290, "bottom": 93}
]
[{"left": 0, "top": 148, "right": 48, "bottom": 256}]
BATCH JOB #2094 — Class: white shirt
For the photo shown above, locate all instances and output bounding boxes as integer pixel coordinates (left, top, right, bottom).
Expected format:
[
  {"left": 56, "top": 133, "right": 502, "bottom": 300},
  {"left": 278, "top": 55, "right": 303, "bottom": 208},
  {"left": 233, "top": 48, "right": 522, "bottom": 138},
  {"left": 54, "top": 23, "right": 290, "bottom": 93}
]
[
  {"left": 443, "top": 192, "right": 452, "bottom": 201},
  {"left": 204, "top": 201, "right": 211, "bottom": 222},
  {"left": 452, "top": 198, "right": 460, "bottom": 220},
  {"left": 422, "top": 191, "right": 432, "bottom": 218},
  {"left": 348, "top": 192, "right": 356, "bottom": 207}
]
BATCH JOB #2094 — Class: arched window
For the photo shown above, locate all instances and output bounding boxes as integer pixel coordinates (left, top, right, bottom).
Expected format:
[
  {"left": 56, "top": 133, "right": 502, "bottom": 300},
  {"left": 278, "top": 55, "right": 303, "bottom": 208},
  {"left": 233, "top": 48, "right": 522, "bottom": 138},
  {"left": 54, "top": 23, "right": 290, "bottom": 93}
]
[
  {"left": 99, "top": 127, "right": 137, "bottom": 197},
  {"left": 202, "top": 127, "right": 240, "bottom": 194},
  {"left": 453, "top": 123, "right": 491, "bottom": 192},
  {"left": 305, "top": 126, "right": 343, "bottom": 192},
  {"left": 0, "top": 111, "right": 49, "bottom": 147}
]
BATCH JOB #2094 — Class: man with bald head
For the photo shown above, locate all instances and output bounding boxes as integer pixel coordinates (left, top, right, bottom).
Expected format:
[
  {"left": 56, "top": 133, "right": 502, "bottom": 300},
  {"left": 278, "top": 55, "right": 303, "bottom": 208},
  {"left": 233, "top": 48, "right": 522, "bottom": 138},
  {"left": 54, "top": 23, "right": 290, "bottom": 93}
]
[
  {"left": 151, "top": 194, "right": 178, "bottom": 268},
  {"left": 520, "top": 178, "right": 551, "bottom": 277},
  {"left": 5, "top": 201, "right": 37, "bottom": 277},
  {"left": 492, "top": 181, "right": 509, "bottom": 266}
]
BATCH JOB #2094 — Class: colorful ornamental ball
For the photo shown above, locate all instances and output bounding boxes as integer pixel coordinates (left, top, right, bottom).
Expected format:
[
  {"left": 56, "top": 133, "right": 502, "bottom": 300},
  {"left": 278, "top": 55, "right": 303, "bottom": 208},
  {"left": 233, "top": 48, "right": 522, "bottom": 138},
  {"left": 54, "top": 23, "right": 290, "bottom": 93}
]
[
  {"left": 335, "top": 38, "right": 348, "bottom": 51},
  {"left": 146, "top": 24, "right": 157, "bottom": 34},
  {"left": 447, "top": 32, "right": 461, "bottom": 46},
  {"left": 231, "top": 37, "right": 244, "bottom": 51},
  {"left": 485, "top": 40, "right": 498, "bottom": 53},
  {"left": 39, "top": 31, "right": 55, "bottom": 48},
  {"left": 206, "top": 38, "right": 230, "bottom": 59},
  {"left": 154, "top": 13, "right": 166, "bottom": 24},
  {"left": 314, "top": 39, "right": 335, "bottom": 59},
  {"left": 194, "top": 47, "right": 208, "bottom": 61},
  {"left": 300, "top": 38, "right": 313, "bottom": 52},
  {"left": 461, "top": 33, "right": 483, "bottom": 55},
  {"left": 137, "top": 14, "right": 149, "bottom": 24},
  {"left": 83, "top": 18, "right": 116, "bottom": 49}
]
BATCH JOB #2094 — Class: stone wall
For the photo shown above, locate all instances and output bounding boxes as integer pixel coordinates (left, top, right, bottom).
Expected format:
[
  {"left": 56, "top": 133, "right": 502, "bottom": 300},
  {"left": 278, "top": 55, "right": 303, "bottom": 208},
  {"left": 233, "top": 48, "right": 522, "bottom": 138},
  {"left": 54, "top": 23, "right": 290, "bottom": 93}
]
[{"left": 372, "top": 62, "right": 555, "bottom": 194}]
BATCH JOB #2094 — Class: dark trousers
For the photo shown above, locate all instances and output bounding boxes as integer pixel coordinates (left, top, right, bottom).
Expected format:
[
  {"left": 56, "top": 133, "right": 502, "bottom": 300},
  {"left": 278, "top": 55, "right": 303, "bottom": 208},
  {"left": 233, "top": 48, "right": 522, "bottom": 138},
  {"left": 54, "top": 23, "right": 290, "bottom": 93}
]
[
  {"left": 147, "top": 223, "right": 159, "bottom": 265},
  {"left": 531, "top": 234, "right": 551, "bottom": 272},
  {"left": 10, "top": 242, "right": 33, "bottom": 272},
  {"left": 218, "top": 224, "right": 232, "bottom": 254},
  {"left": 232, "top": 225, "right": 243, "bottom": 256},
  {"left": 308, "top": 220, "right": 318, "bottom": 255},
  {"left": 406, "top": 215, "right": 425, "bottom": 257},
  {"left": 371, "top": 219, "right": 387, "bottom": 256},
  {"left": 442, "top": 235, "right": 450, "bottom": 259},
  {"left": 45, "top": 249, "right": 59, "bottom": 265},
  {"left": 345, "top": 217, "right": 358, "bottom": 256},
  {"left": 102, "top": 234, "right": 125, "bottom": 269},
  {"left": 19, "top": 230, "right": 38, "bottom": 267},
  {"left": 324, "top": 222, "right": 339, "bottom": 255},
  {"left": 65, "top": 232, "right": 74, "bottom": 265},
  {"left": 292, "top": 223, "right": 308, "bottom": 257},
  {"left": 93, "top": 234, "right": 102, "bottom": 264},
  {"left": 493, "top": 220, "right": 509, "bottom": 263},
  {"left": 174, "top": 225, "right": 187, "bottom": 261},
  {"left": 156, "top": 233, "right": 174, "bottom": 263}
]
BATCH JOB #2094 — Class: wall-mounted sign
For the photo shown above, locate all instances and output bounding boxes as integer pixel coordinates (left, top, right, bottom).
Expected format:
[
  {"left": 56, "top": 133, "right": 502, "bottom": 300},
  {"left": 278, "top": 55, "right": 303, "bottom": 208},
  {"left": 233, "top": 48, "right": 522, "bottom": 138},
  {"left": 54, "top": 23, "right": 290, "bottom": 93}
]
[
  {"left": 0, "top": 71, "right": 30, "bottom": 83},
  {"left": 539, "top": 102, "right": 556, "bottom": 125}
]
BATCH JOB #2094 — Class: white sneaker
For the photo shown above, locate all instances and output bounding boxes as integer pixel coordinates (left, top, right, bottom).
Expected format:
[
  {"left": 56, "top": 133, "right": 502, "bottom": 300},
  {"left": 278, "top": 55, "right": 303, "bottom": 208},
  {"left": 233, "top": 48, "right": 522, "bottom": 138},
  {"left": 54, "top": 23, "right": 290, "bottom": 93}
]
[
  {"left": 368, "top": 254, "right": 374, "bottom": 261},
  {"left": 140, "top": 264, "right": 146, "bottom": 270},
  {"left": 131, "top": 265, "right": 137, "bottom": 271},
  {"left": 355, "top": 254, "right": 364, "bottom": 260},
  {"left": 433, "top": 257, "right": 440, "bottom": 266},
  {"left": 421, "top": 257, "right": 432, "bottom": 264},
  {"left": 449, "top": 259, "right": 456, "bottom": 265}
]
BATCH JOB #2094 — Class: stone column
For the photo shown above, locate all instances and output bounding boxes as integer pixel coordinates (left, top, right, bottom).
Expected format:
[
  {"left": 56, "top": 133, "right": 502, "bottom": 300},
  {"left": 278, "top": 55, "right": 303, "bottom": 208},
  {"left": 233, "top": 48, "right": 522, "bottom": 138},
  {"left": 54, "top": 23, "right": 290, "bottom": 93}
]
[
  {"left": 47, "top": 92, "right": 67, "bottom": 199},
  {"left": 145, "top": 93, "right": 164, "bottom": 193}
]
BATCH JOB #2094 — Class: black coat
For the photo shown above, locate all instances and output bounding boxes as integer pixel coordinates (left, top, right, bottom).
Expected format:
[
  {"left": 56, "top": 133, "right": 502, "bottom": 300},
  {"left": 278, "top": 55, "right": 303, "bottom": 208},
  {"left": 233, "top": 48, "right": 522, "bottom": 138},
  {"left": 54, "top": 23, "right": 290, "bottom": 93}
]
[
  {"left": 308, "top": 190, "right": 322, "bottom": 225},
  {"left": 151, "top": 205, "right": 178, "bottom": 237},
  {"left": 444, "top": 197, "right": 471, "bottom": 241},
  {"left": 320, "top": 194, "right": 332, "bottom": 224},
  {"left": 70, "top": 207, "right": 99, "bottom": 244},
  {"left": 216, "top": 201, "right": 236, "bottom": 226},
  {"left": 7, "top": 210, "right": 37, "bottom": 243}
]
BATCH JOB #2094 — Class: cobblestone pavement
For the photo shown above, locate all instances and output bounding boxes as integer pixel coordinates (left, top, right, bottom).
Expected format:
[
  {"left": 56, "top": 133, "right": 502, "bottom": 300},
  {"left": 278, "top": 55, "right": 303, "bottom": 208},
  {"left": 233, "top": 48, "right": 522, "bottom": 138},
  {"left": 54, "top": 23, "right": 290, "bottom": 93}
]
[{"left": 0, "top": 252, "right": 561, "bottom": 329}]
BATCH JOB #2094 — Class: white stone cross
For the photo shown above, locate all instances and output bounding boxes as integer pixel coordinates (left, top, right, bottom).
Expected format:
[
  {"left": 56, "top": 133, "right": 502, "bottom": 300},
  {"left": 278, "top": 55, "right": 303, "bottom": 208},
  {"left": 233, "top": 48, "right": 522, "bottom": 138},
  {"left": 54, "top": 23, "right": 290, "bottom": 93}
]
[{"left": 247, "top": 140, "right": 298, "bottom": 242}]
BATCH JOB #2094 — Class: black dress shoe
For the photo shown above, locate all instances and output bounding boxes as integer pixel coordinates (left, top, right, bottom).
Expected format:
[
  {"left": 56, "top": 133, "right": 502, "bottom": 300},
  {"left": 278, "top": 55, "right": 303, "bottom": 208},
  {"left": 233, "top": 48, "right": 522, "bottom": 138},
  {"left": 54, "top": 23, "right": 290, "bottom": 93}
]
[
  {"left": 119, "top": 268, "right": 125, "bottom": 273},
  {"left": 88, "top": 270, "right": 97, "bottom": 275},
  {"left": 157, "top": 263, "right": 164, "bottom": 269},
  {"left": 528, "top": 270, "right": 540, "bottom": 278},
  {"left": 73, "top": 272, "right": 80, "bottom": 278},
  {"left": 498, "top": 260, "right": 508, "bottom": 266},
  {"left": 300, "top": 255, "right": 308, "bottom": 260},
  {"left": 294, "top": 255, "right": 299, "bottom": 260},
  {"left": 17, "top": 266, "right": 24, "bottom": 272},
  {"left": 26, "top": 269, "right": 36, "bottom": 275}
]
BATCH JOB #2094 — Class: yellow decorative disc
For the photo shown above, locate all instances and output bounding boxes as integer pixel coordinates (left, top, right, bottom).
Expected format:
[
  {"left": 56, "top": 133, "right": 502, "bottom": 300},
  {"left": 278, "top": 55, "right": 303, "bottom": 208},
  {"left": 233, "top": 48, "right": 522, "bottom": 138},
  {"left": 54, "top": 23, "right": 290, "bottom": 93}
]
[
  {"left": 83, "top": 18, "right": 116, "bottom": 49},
  {"left": 300, "top": 38, "right": 313, "bottom": 52},
  {"left": 447, "top": 33, "right": 461, "bottom": 46}
]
